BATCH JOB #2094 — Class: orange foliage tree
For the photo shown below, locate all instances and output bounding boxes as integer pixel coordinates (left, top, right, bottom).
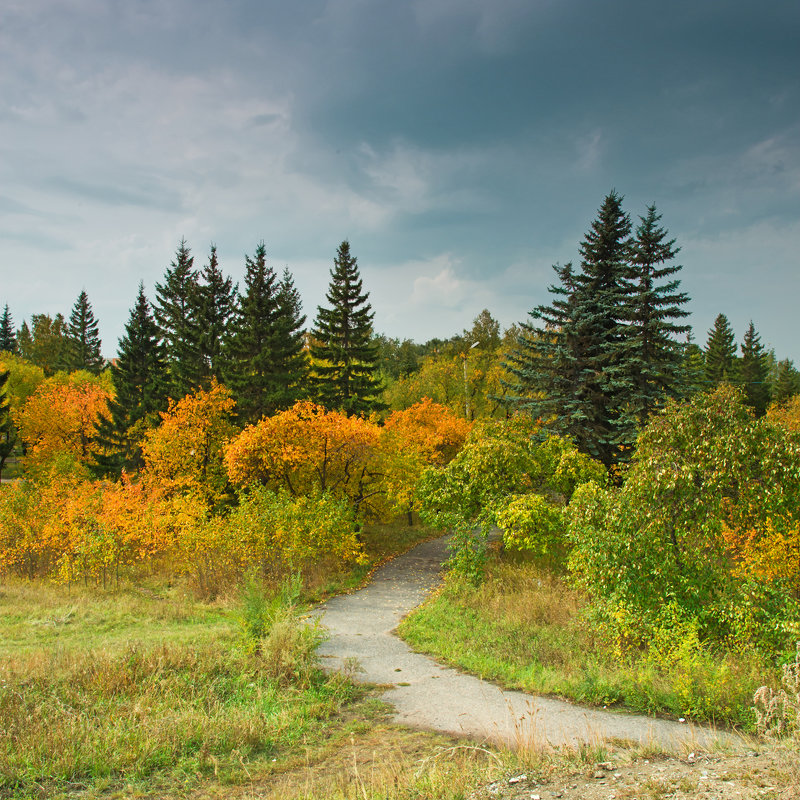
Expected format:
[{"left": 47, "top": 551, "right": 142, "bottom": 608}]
[
  {"left": 14, "top": 371, "right": 112, "bottom": 469},
  {"left": 766, "top": 394, "right": 800, "bottom": 435},
  {"left": 380, "top": 398, "right": 472, "bottom": 521},
  {"left": 224, "top": 400, "right": 382, "bottom": 516},
  {"left": 141, "top": 381, "right": 237, "bottom": 507},
  {"left": 0, "top": 457, "right": 176, "bottom": 584}
]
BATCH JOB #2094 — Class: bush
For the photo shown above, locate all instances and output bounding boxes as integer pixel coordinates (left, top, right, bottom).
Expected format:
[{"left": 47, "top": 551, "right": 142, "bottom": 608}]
[{"left": 567, "top": 386, "right": 800, "bottom": 656}]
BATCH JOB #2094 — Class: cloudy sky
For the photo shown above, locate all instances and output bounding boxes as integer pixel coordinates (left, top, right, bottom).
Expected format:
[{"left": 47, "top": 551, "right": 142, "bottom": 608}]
[{"left": 1, "top": 0, "right": 799, "bottom": 360}]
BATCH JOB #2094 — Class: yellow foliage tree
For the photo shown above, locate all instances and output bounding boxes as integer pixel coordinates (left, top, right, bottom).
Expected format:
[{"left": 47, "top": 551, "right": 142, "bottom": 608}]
[
  {"left": 224, "top": 400, "right": 382, "bottom": 515},
  {"left": 380, "top": 398, "right": 472, "bottom": 521},
  {"left": 14, "top": 371, "right": 112, "bottom": 469},
  {"left": 141, "top": 380, "right": 237, "bottom": 506}
]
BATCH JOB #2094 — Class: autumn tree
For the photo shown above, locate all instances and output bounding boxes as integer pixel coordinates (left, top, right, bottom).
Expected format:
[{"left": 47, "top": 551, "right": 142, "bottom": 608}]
[
  {"left": 15, "top": 371, "right": 113, "bottom": 471},
  {"left": 224, "top": 400, "right": 382, "bottom": 516},
  {"left": 154, "top": 239, "right": 203, "bottom": 398},
  {"left": 0, "top": 305, "right": 16, "bottom": 353},
  {"left": 141, "top": 381, "right": 237, "bottom": 507},
  {"left": 568, "top": 385, "right": 800, "bottom": 653},
  {"left": 66, "top": 290, "right": 104, "bottom": 374},
  {"left": 93, "top": 285, "right": 169, "bottom": 476},
  {"left": 310, "top": 240, "right": 382, "bottom": 415},
  {"left": 380, "top": 398, "right": 472, "bottom": 522}
]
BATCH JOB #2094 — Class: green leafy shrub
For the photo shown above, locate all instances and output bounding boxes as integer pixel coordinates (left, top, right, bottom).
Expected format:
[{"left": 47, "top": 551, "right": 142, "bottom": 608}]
[
  {"left": 418, "top": 417, "right": 605, "bottom": 578},
  {"left": 568, "top": 386, "right": 800, "bottom": 656}
]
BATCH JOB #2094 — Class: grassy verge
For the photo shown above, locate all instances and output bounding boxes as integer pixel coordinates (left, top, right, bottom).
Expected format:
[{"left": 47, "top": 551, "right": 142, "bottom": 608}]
[
  {"left": 0, "top": 519, "right": 444, "bottom": 798},
  {"left": 399, "top": 553, "right": 773, "bottom": 730}
]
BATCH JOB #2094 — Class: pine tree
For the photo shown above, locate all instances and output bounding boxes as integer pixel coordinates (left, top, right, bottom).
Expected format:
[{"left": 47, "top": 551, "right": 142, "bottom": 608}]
[
  {"left": 621, "top": 204, "right": 691, "bottom": 425},
  {"left": 154, "top": 239, "right": 203, "bottom": 399},
  {"left": 273, "top": 267, "right": 308, "bottom": 406},
  {"left": 224, "top": 243, "right": 285, "bottom": 423},
  {"left": 0, "top": 305, "right": 16, "bottom": 353},
  {"left": 770, "top": 358, "right": 800, "bottom": 405},
  {"left": 93, "top": 285, "right": 169, "bottom": 476},
  {"left": 66, "top": 290, "right": 104, "bottom": 373},
  {"left": 196, "top": 244, "right": 237, "bottom": 385},
  {"left": 505, "top": 192, "right": 634, "bottom": 465},
  {"left": 678, "top": 331, "right": 707, "bottom": 398},
  {"left": 0, "top": 368, "right": 16, "bottom": 480},
  {"left": 704, "top": 314, "right": 738, "bottom": 385},
  {"left": 310, "top": 240, "right": 382, "bottom": 415},
  {"left": 738, "top": 321, "right": 770, "bottom": 416}
]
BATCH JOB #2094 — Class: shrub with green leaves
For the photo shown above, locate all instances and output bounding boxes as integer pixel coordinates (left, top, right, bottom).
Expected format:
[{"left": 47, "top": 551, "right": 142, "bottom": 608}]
[
  {"left": 567, "top": 385, "right": 800, "bottom": 655},
  {"left": 418, "top": 417, "right": 605, "bottom": 577}
]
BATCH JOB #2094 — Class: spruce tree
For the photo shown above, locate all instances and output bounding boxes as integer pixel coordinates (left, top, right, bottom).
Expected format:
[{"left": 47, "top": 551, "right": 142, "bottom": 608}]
[
  {"left": 66, "top": 290, "right": 104, "bottom": 373},
  {"left": 0, "top": 305, "right": 16, "bottom": 353},
  {"left": 506, "top": 192, "right": 634, "bottom": 465},
  {"left": 678, "top": 331, "right": 707, "bottom": 398},
  {"left": 0, "top": 368, "right": 16, "bottom": 481},
  {"left": 310, "top": 240, "right": 382, "bottom": 415},
  {"left": 224, "top": 243, "right": 285, "bottom": 423},
  {"left": 621, "top": 204, "right": 690, "bottom": 425},
  {"left": 770, "top": 358, "right": 800, "bottom": 405},
  {"left": 93, "top": 285, "right": 169, "bottom": 476},
  {"left": 704, "top": 313, "right": 738, "bottom": 385},
  {"left": 738, "top": 321, "right": 770, "bottom": 416},
  {"left": 196, "top": 244, "right": 237, "bottom": 385},
  {"left": 154, "top": 239, "right": 203, "bottom": 398},
  {"left": 273, "top": 267, "right": 308, "bottom": 406}
]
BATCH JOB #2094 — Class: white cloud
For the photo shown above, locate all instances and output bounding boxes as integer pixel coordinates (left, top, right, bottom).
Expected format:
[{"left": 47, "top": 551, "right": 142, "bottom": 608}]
[{"left": 412, "top": 262, "right": 463, "bottom": 308}]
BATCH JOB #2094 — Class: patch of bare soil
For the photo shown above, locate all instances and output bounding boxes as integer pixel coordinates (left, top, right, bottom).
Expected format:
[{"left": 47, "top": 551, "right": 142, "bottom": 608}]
[{"left": 470, "top": 745, "right": 800, "bottom": 800}]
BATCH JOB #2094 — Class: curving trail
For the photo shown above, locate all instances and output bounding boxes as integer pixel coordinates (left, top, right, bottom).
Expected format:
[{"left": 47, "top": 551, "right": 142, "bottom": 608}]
[{"left": 314, "top": 536, "right": 739, "bottom": 751}]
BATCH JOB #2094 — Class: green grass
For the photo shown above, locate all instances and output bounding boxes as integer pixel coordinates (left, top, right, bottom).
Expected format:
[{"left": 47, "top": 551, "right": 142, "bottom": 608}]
[
  {"left": 0, "top": 580, "right": 234, "bottom": 657},
  {"left": 0, "top": 519, "right": 445, "bottom": 798},
  {"left": 399, "top": 553, "right": 773, "bottom": 730}
]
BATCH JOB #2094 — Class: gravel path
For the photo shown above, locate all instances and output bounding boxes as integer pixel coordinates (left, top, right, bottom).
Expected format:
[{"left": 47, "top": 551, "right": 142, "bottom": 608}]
[{"left": 314, "top": 536, "right": 740, "bottom": 752}]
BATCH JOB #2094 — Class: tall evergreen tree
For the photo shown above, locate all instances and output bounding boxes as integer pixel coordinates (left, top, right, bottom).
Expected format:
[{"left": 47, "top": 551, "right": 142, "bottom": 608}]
[
  {"left": 273, "top": 267, "right": 308, "bottom": 406},
  {"left": 17, "top": 313, "right": 70, "bottom": 375},
  {"left": 0, "top": 305, "right": 16, "bottom": 353},
  {"left": 678, "top": 331, "right": 707, "bottom": 398},
  {"left": 505, "top": 191, "right": 634, "bottom": 465},
  {"left": 196, "top": 244, "right": 237, "bottom": 385},
  {"left": 703, "top": 313, "right": 737, "bottom": 385},
  {"left": 154, "top": 239, "right": 203, "bottom": 398},
  {"left": 0, "top": 368, "right": 16, "bottom": 481},
  {"left": 770, "top": 358, "right": 800, "bottom": 405},
  {"left": 310, "top": 240, "right": 382, "bottom": 415},
  {"left": 621, "top": 204, "right": 691, "bottom": 425},
  {"left": 93, "top": 285, "right": 169, "bottom": 476},
  {"left": 224, "top": 243, "right": 286, "bottom": 423},
  {"left": 738, "top": 321, "right": 770, "bottom": 416},
  {"left": 66, "top": 290, "right": 104, "bottom": 373}
]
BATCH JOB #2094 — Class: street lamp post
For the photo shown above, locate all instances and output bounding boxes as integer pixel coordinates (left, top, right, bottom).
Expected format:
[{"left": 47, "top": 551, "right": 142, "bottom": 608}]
[{"left": 463, "top": 341, "right": 479, "bottom": 419}]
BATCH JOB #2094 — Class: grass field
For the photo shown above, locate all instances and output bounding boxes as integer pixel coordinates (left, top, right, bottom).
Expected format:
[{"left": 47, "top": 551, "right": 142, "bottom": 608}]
[{"left": 2, "top": 523, "right": 798, "bottom": 799}]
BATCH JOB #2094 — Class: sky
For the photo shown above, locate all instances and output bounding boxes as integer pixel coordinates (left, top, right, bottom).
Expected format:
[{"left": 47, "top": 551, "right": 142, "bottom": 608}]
[{"left": 1, "top": 0, "right": 799, "bottom": 361}]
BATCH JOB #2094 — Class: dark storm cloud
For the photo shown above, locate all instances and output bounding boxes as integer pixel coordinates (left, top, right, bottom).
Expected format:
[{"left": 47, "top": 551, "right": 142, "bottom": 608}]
[{"left": 1, "top": 0, "right": 799, "bottom": 359}]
